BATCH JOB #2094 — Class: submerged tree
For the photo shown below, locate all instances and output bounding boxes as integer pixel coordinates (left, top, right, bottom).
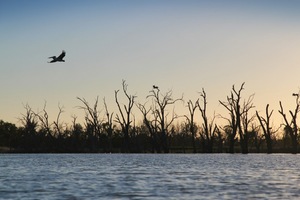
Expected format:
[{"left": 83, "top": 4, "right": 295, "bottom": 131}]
[
  {"left": 147, "top": 86, "right": 183, "bottom": 153},
  {"left": 239, "top": 93, "right": 255, "bottom": 154},
  {"left": 77, "top": 96, "right": 102, "bottom": 151},
  {"left": 256, "top": 104, "right": 277, "bottom": 153},
  {"left": 103, "top": 98, "right": 114, "bottom": 152},
  {"left": 185, "top": 98, "right": 199, "bottom": 153},
  {"left": 278, "top": 92, "right": 300, "bottom": 154},
  {"left": 137, "top": 102, "right": 161, "bottom": 153},
  {"left": 115, "top": 80, "right": 136, "bottom": 152},
  {"left": 219, "top": 82, "right": 254, "bottom": 153},
  {"left": 219, "top": 84, "right": 243, "bottom": 153},
  {"left": 198, "top": 88, "right": 218, "bottom": 153}
]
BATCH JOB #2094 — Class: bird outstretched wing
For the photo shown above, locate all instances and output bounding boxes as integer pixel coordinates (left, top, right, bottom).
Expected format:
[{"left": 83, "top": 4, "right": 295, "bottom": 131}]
[{"left": 57, "top": 50, "right": 66, "bottom": 60}]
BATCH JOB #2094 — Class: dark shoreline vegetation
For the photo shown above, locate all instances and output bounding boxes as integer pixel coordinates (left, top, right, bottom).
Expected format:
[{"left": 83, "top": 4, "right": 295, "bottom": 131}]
[{"left": 1, "top": 81, "right": 300, "bottom": 154}]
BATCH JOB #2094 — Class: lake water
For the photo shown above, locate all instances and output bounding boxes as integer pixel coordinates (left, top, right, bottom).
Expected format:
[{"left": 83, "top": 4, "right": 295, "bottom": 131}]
[{"left": 0, "top": 154, "right": 300, "bottom": 199}]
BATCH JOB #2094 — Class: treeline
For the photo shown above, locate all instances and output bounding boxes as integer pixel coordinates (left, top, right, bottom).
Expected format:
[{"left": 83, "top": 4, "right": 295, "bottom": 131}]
[{"left": 0, "top": 81, "right": 299, "bottom": 153}]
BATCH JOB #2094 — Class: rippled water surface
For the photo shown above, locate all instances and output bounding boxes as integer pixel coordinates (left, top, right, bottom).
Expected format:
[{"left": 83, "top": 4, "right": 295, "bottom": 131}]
[{"left": 1, "top": 154, "right": 300, "bottom": 199}]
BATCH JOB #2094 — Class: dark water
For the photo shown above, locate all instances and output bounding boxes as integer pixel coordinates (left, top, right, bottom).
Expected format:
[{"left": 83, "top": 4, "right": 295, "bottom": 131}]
[{"left": 0, "top": 154, "right": 300, "bottom": 199}]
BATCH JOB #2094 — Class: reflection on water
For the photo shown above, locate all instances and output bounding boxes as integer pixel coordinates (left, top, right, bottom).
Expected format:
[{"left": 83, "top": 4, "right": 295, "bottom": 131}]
[{"left": 0, "top": 154, "right": 299, "bottom": 199}]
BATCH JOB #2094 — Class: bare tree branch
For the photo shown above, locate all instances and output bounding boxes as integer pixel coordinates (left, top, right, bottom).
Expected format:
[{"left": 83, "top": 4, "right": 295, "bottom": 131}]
[{"left": 53, "top": 103, "right": 64, "bottom": 136}]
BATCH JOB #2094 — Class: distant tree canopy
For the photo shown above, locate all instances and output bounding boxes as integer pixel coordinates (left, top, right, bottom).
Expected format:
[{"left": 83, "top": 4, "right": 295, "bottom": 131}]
[{"left": 0, "top": 82, "right": 299, "bottom": 153}]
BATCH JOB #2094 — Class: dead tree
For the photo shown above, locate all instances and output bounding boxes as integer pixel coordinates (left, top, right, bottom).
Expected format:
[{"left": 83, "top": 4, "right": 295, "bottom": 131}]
[
  {"left": 115, "top": 80, "right": 136, "bottom": 152},
  {"left": 137, "top": 102, "right": 161, "bottom": 153},
  {"left": 147, "top": 87, "right": 183, "bottom": 153},
  {"left": 278, "top": 93, "right": 300, "bottom": 154},
  {"left": 53, "top": 104, "right": 64, "bottom": 137},
  {"left": 219, "top": 82, "right": 254, "bottom": 153},
  {"left": 198, "top": 88, "right": 218, "bottom": 153},
  {"left": 19, "top": 104, "right": 38, "bottom": 135},
  {"left": 219, "top": 84, "right": 243, "bottom": 153},
  {"left": 77, "top": 96, "right": 102, "bottom": 151},
  {"left": 33, "top": 101, "right": 53, "bottom": 138},
  {"left": 103, "top": 98, "right": 114, "bottom": 152},
  {"left": 18, "top": 104, "right": 38, "bottom": 151},
  {"left": 239, "top": 93, "right": 255, "bottom": 154},
  {"left": 184, "top": 98, "right": 199, "bottom": 153},
  {"left": 256, "top": 104, "right": 277, "bottom": 153}
]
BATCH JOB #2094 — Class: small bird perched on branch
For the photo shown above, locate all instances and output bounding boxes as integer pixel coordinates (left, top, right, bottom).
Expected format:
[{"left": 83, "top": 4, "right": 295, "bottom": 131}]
[
  {"left": 292, "top": 93, "right": 299, "bottom": 97},
  {"left": 48, "top": 50, "right": 66, "bottom": 63},
  {"left": 153, "top": 85, "right": 159, "bottom": 90}
]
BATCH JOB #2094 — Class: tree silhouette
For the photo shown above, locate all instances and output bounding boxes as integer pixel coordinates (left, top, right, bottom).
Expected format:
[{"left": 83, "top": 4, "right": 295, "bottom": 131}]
[
  {"left": 53, "top": 104, "right": 64, "bottom": 137},
  {"left": 278, "top": 93, "right": 300, "bottom": 154},
  {"left": 33, "top": 101, "right": 53, "bottom": 138},
  {"left": 147, "top": 86, "right": 183, "bottom": 153},
  {"left": 103, "top": 98, "right": 114, "bottom": 152},
  {"left": 137, "top": 102, "right": 161, "bottom": 153},
  {"left": 219, "top": 83, "right": 254, "bottom": 153},
  {"left": 185, "top": 98, "right": 199, "bottom": 153},
  {"left": 77, "top": 96, "right": 102, "bottom": 151},
  {"left": 198, "top": 88, "right": 218, "bottom": 153},
  {"left": 256, "top": 104, "right": 277, "bottom": 153},
  {"left": 219, "top": 84, "right": 243, "bottom": 153},
  {"left": 239, "top": 93, "right": 255, "bottom": 154},
  {"left": 3, "top": 80, "right": 300, "bottom": 153},
  {"left": 115, "top": 80, "right": 136, "bottom": 152},
  {"left": 18, "top": 104, "right": 38, "bottom": 151}
]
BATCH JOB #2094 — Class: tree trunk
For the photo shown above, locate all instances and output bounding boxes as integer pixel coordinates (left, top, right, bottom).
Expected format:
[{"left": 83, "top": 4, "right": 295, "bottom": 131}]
[
  {"left": 291, "top": 135, "right": 298, "bottom": 154},
  {"left": 266, "top": 136, "right": 273, "bottom": 154},
  {"left": 161, "top": 131, "right": 169, "bottom": 153},
  {"left": 240, "top": 138, "right": 248, "bottom": 154},
  {"left": 229, "top": 136, "right": 235, "bottom": 153}
]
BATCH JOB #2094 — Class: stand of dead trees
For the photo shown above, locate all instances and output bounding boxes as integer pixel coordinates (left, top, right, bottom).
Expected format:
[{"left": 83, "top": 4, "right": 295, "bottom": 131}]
[{"left": 1, "top": 81, "right": 300, "bottom": 153}]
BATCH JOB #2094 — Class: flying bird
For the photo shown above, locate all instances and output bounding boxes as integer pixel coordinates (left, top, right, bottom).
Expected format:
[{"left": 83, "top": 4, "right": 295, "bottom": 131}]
[{"left": 48, "top": 50, "right": 66, "bottom": 63}]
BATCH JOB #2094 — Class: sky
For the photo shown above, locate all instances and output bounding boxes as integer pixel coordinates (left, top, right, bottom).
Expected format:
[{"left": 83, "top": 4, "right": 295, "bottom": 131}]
[{"left": 1, "top": 0, "right": 300, "bottom": 127}]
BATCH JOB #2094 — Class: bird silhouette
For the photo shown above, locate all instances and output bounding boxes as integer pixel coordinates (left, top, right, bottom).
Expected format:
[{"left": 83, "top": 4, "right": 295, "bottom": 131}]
[
  {"left": 48, "top": 50, "right": 66, "bottom": 63},
  {"left": 153, "top": 85, "right": 159, "bottom": 89},
  {"left": 292, "top": 93, "right": 299, "bottom": 97}
]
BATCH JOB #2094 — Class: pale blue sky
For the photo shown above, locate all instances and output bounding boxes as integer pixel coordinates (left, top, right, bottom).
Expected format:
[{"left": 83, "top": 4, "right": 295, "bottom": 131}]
[{"left": 1, "top": 0, "right": 300, "bottom": 126}]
